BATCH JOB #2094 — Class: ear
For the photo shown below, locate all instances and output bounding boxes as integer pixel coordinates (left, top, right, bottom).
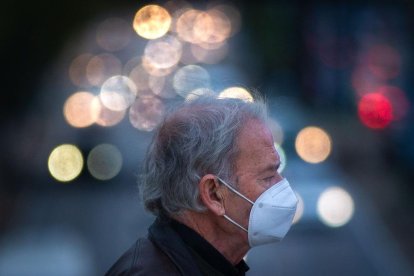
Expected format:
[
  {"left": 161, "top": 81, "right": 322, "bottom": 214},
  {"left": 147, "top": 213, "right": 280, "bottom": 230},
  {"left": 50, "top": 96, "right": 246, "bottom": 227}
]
[{"left": 198, "top": 174, "right": 225, "bottom": 216}]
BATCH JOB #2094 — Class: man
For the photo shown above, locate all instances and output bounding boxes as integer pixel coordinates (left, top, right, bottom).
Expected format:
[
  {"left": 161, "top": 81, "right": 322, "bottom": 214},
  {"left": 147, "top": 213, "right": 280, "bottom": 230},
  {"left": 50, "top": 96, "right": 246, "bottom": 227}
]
[{"left": 106, "top": 95, "right": 298, "bottom": 275}]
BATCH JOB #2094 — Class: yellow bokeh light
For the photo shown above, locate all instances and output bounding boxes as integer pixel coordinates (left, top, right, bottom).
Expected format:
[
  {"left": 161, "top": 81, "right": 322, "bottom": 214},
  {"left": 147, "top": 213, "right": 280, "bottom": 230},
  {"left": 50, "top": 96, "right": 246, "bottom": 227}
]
[
  {"left": 317, "top": 186, "right": 354, "bottom": 227},
  {"left": 133, "top": 5, "right": 172, "bottom": 40},
  {"left": 87, "top": 144, "right": 123, "bottom": 181},
  {"left": 176, "top": 9, "right": 202, "bottom": 43},
  {"left": 193, "top": 9, "right": 231, "bottom": 44},
  {"left": 48, "top": 144, "right": 84, "bottom": 182},
  {"left": 218, "top": 87, "right": 253, "bottom": 102},
  {"left": 292, "top": 192, "right": 304, "bottom": 224},
  {"left": 176, "top": 7, "right": 232, "bottom": 45},
  {"left": 63, "top": 91, "right": 101, "bottom": 128},
  {"left": 295, "top": 126, "right": 332, "bottom": 163}
]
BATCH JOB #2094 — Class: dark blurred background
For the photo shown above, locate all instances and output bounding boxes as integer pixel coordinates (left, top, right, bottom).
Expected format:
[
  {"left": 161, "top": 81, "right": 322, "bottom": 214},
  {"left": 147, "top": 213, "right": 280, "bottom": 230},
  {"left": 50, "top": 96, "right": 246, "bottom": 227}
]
[{"left": 1, "top": 0, "right": 414, "bottom": 275}]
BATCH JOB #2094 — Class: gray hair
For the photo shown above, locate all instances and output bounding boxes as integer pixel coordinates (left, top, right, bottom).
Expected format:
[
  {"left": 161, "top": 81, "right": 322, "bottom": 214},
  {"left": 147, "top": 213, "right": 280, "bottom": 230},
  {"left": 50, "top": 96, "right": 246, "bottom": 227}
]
[{"left": 139, "top": 95, "right": 268, "bottom": 216}]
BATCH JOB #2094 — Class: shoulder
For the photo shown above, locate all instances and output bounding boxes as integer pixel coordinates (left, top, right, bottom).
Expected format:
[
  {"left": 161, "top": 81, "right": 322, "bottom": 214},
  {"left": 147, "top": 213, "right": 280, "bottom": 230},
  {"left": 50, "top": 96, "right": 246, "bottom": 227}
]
[{"left": 105, "top": 237, "right": 181, "bottom": 276}]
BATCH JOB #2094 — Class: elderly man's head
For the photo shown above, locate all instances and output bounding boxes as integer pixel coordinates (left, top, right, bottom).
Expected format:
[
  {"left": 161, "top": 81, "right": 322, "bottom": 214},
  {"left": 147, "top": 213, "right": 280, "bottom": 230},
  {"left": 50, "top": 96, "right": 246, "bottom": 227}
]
[{"left": 139, "top": 95, "right": 297, "bottom": 259}]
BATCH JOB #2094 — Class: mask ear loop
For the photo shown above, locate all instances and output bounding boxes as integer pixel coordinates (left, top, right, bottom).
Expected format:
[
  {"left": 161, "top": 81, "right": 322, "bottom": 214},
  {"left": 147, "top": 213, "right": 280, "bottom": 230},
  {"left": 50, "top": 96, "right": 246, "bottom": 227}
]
[
  {"left": 216, "top": 176, "right": 254, "bottom": 205},
  {"left": 216, "top": 176, "right": 253, "bottom": 233},
  {"left": 223, "top": 214, "right": 248, "bottom": 232},
  {"left": 196, "top": 175, "right": 253, "bottom": 232}
]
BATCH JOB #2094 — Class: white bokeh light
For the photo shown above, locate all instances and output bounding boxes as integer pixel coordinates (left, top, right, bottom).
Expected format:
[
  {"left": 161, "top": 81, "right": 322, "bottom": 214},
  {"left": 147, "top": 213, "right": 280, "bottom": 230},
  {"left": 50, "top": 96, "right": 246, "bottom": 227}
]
[
  {"left": 173, "top": 65, "right": 210, "bottom": 98},
  {"left": 317, "top": 186, "right": 355, "bottom": 227},
  {"left": 99, "top": 75, "right": 137, "bottom": 111}
]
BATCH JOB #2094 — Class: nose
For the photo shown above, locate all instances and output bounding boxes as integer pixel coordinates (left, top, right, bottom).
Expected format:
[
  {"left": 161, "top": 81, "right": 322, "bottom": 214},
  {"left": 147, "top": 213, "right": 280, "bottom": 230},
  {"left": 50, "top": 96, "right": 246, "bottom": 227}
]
[{"left": 274, "top": 172, "right": 283, "bottom": 185}]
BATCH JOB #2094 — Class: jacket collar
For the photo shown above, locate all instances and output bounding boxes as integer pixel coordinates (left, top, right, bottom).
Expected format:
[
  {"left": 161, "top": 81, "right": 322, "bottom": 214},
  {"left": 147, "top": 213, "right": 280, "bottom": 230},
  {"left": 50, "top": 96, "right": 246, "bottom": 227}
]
[{"left": 148, "top": 216, "right": 204, "bottom": 276}]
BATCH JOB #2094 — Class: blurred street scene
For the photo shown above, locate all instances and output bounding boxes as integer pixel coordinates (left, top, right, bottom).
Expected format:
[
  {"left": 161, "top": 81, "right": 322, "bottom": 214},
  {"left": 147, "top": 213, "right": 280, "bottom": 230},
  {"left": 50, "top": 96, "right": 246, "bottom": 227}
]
[{"left": 1, "top": 0, "right": 414, "bottom": 275}]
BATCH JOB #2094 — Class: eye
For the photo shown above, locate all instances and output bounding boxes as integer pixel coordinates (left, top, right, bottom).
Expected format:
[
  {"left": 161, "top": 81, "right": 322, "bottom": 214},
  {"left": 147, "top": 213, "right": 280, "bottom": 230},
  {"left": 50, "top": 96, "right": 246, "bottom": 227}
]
[{"left": 263, "top": 175, "right": 275, "bottom": 182}]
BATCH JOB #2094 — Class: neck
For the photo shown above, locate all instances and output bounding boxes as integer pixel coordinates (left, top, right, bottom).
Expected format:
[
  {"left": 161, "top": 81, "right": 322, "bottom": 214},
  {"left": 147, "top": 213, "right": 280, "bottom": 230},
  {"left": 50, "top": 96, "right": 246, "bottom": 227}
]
[{"left": 173, "top": 211, "right": 249, "bottom": 265}]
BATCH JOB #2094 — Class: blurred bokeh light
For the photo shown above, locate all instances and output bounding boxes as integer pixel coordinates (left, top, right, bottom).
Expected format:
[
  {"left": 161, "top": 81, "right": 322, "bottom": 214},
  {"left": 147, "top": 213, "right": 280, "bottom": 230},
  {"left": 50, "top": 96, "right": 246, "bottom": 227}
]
[
  {"left": 218, "top": 86, "right": 254, "bottom": 102},
  {"left": 193, "top": 9, "right": 231, "bottom": 44},
  {"left": 129, "top": 96, "right": 165, "bottom": 131},
  {"left": 317, "top": 186, "right": 355, "bottom": 227},
  {"left": 87, "top": 144, "right": 123, "bottom": 181},
  {"left": 63, "top": 91, "right": 100, "bottom": 128},
  {"left": 142, "top": 55, "right": 178, "bottom": 76},
  {"left": 48, "top": 144, "right": 84, "bottom": 182},
  {"left": 295, "top": 126, "right": 332, "bottom": 163},
  {"left": 377, "top": 85, "right": 410, "bottom": 121},
  {"left": 95, "top": 100, "right": 126, "bottom": 127},
  {"left": 86, "top": 53, "right": 122, "bottom": 87},
  {"left": 128, "top": 64, "right": 152, "bottom": 97},
  {"left": 133, "top": 5, "right": 172, "bottom": 40},
  {"left": 176, "top": 9, "right": 203, "bottom": 44},
  {"left": 143, "top": 35, "right": 182, "bottom": 69},
  {"left": 173, "top": 65, "right": 211, "bottom": 98},
  {"left": 149, "top": 74, "right": 178, "bottom": 99},
  {"left": 366, "top": 44, "right": 401, "bottom": 81},
  {"left": 99, "top": 75, "right": 137, "bottom": 111},
  {"left": 69, "top": 53, "right": 94, "bottom": 88},
  {"left": 358, "top": 93, "right": 393, "bottom": 129}
]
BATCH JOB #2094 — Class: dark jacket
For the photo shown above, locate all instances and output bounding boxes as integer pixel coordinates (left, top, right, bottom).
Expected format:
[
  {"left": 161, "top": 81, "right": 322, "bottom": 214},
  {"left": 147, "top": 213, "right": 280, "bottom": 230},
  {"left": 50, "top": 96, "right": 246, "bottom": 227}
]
[
  {"left": 105, "top": 218, "right": 204, "bottom": 276},
  {"left": 105, "top": 217, "right": 249, "bottom": 276}
]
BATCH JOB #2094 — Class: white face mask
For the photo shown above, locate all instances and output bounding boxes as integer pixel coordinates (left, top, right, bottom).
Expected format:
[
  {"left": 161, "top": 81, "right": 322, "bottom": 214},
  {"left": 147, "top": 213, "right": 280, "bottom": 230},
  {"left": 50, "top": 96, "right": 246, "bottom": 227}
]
[{"left": 217, "top": 177, "right": 298, "bottom": 247}]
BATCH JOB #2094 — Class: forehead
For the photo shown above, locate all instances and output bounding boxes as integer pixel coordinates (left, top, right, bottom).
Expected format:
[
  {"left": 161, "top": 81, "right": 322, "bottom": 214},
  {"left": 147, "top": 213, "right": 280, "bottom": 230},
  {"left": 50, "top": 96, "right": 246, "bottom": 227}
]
[{"left": 234, "top": 119, "right": 279, "bottom": 175}]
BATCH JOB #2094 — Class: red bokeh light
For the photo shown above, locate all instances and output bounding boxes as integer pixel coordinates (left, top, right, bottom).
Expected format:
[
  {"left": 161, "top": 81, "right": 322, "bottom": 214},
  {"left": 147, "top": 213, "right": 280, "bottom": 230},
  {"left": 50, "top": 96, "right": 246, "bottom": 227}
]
[{"left": 358, "top": 93, "right": 393, "bottom": 129}]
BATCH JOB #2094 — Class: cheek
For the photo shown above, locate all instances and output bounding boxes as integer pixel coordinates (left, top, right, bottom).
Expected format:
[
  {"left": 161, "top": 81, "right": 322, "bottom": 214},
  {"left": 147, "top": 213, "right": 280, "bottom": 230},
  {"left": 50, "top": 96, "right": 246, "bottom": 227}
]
[
  {"left": 227, "top": 193, "right": 252, "bottom": 221},
  {"left": 247, "top": 185, "right": 267, "bottom": 202}
]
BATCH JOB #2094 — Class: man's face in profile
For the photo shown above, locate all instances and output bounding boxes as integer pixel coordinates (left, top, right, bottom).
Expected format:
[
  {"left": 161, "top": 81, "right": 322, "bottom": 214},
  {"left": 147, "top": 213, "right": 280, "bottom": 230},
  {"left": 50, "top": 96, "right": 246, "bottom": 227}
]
[{"left": 220, "top": 118, "right": 282, "bottom": 245}]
